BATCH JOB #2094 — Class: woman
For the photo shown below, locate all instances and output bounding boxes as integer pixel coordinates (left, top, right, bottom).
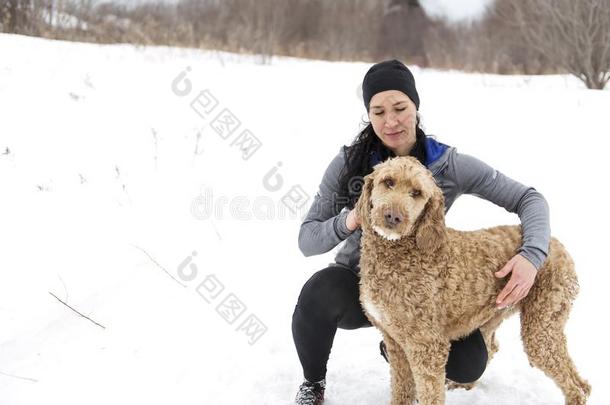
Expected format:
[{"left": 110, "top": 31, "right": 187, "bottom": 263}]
[{"left": 292, "top": 60, "right": 550, "bottom": 405}]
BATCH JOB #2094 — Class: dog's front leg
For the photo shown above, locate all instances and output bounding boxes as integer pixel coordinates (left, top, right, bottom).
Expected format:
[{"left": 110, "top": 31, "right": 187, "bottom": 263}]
[
  {"left": 403, "top": 338, "right": 450, "bottom": 405},
  {"left": 382, "top": 332, "right": 416, "bottom": 405}
]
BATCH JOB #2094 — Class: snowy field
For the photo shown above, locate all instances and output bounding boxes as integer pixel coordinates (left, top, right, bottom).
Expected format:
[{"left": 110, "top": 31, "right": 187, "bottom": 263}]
[{"left": 0, "top": 33, "right": 609, "bottom": 404}]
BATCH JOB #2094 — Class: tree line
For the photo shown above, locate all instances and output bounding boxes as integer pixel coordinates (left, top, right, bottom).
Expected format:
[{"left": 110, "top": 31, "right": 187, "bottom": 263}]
[{"left": 1, "top": 0, "right": 609, "bottom": 89}]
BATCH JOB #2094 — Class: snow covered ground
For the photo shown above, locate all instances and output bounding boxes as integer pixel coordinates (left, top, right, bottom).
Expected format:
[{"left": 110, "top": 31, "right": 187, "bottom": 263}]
[{"left": 0, "top": 33, "right": 608, "bottom": 404}]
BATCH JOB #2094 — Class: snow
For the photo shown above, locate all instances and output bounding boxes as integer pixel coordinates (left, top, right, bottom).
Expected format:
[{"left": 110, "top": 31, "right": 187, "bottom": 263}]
[{"left": 0, "top": 33, "right": 608, "bottom": 404}]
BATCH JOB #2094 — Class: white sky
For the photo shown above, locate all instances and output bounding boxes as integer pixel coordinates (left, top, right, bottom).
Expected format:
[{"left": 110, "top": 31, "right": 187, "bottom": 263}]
[{"left": 420, "top": 0, "right": 496, "bottom": 22}]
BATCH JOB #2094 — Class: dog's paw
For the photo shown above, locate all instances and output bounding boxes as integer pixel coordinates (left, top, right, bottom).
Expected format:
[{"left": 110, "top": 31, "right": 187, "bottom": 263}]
[{"left": 445, "top": 379, "right": 476, "bottom": 391}]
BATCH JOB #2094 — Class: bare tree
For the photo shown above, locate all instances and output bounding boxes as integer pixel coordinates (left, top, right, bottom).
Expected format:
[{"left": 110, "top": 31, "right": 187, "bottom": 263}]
[
  {"left": 377, "top": 0, "right": 431, "bottom": 65},
  {"left": 509, "top": 0, "right": 610, "bottom": 89},
  {"left": 1, "top": 0, "right": 73, "bottom": 35},
  {"left": 1, "top": 0, "right": 25, "bottom": 33}
]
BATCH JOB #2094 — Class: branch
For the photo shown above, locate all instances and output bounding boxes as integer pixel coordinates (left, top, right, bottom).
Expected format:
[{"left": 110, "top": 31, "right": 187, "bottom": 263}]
[
  {"left": 49, "top": 292, "right": 106, "bottom": 330},
  {"left": 131, "top": 244, "right": 187, "bottom": 287},
  {"left": 0, "top": 370, "right": 38, "bottom": 383}
]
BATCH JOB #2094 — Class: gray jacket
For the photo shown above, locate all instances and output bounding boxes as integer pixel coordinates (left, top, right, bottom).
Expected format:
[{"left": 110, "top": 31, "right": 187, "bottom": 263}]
[{"left": 298, "top": 141, "right": 550, "bottom": 274}]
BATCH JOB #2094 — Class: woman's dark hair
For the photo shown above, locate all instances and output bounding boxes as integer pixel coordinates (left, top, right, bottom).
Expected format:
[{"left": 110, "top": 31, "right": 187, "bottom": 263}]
[{"left": 338, "top": 119, "right": 427, "bottom": 210}]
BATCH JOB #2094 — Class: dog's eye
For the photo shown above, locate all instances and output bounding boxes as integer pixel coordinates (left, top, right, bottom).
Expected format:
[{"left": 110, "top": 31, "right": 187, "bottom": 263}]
[
  {"left": 409, "top": 189, "right": 421, "bottom": 197},
  {"left": 383, "top": 178, "right": 395, "bottom": 188}
]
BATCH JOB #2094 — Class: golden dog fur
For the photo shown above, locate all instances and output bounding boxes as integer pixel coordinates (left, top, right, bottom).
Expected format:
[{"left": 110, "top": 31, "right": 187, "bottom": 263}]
[{"left": 355, "top": 156, "right": 591, "bottom": 405}]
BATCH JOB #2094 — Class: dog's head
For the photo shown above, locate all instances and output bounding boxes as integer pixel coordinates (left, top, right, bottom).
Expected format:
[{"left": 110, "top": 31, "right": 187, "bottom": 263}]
[{"left": 355, "top": 156, "right": 447, "bottom": 252}]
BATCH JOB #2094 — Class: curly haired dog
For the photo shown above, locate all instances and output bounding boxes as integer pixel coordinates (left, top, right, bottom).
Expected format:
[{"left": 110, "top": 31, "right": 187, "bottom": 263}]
[{"left": 355, "top": 156, "right": 590, "bottom": 405}]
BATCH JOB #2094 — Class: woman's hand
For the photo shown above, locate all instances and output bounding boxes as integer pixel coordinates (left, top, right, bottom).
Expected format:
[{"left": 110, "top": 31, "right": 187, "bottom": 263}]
[
  {"left": 346, "top": 209, "right": 362, "bottom": 232},
  {"left": 495, "top": 254, "right": 537, "bottom": 309}
]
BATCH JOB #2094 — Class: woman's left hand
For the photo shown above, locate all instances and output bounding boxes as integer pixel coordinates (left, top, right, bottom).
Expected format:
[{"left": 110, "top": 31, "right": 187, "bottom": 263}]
[{"left": 495, "top": 254, "right": 537, "bottom": 309}]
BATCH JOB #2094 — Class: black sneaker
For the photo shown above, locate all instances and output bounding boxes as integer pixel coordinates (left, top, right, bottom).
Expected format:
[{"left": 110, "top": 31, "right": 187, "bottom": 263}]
[
  {"left": 295, "top": 378, "right": 325, "bottom": 405},
  {"left": 380, "top": 340, "right": 389, "bottom": 363}
]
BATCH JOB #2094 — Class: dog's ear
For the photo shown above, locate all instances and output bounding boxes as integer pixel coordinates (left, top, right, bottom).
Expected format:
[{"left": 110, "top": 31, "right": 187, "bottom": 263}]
[
  {"left": 354, "top": 173, "right": 374, "bottom": 228},
  {"left": 415, "top": 187, "right": 447, "bottom": 253}
]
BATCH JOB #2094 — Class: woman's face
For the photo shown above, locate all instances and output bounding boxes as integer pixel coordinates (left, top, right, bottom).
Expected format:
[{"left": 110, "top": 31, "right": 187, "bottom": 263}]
[{"left": 368, "top": 90, "right": 417, "bottom": 156}]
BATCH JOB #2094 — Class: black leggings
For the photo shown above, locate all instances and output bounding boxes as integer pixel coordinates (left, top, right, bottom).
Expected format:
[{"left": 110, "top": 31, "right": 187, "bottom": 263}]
[{"left": 292, "top": 265, "right": 488, "bottom": 383}]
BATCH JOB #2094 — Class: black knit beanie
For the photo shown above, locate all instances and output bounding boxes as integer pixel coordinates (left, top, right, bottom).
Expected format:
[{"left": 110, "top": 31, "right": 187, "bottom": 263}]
[{"left": 362, "top": 59, "right": 420, "bottom": 111}]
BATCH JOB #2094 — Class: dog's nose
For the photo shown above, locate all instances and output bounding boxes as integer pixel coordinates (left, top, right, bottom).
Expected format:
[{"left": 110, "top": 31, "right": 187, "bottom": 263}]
[{"left": 384, "top": 210, "right": 403, "bottom": 227}]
